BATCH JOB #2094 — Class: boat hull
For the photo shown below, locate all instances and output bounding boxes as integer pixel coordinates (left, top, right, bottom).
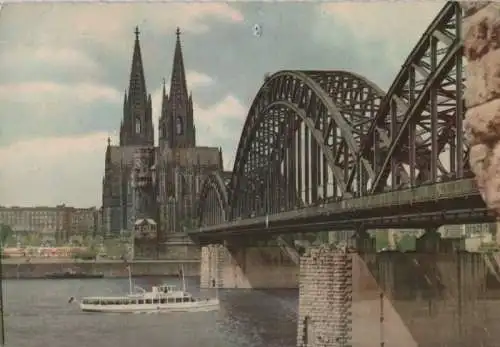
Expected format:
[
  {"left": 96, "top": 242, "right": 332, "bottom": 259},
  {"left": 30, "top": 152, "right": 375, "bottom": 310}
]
[{"left": 79, "top": 299, "right": 220, "bottom": 313}]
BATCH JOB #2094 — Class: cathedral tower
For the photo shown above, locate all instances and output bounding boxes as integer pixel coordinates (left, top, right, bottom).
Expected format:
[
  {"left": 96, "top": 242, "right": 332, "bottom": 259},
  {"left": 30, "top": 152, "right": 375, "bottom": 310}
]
[
  {"left": 159, "top": 27, "right": 196, "bottom": 149},
  {"left": 120, "top": 26, "right": 154, "bottom": 147}
]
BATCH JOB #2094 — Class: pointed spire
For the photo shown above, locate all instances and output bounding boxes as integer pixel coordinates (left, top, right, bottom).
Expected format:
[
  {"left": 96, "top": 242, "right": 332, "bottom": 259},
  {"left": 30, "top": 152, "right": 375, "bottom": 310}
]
[
  {"left": 105, "top": 137, "right": 112, "bottom": 165},
  {"left": 169, "top": 26, "right": 188, "bottom": 102},
  {"left": 128, "top": 25, "right": 147, "bottom": 102}
]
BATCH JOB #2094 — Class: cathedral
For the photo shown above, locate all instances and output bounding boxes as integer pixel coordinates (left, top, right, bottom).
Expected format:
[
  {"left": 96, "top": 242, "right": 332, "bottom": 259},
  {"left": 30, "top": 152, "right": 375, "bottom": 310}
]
[{"left": 101, "top": 27, "right": 224, "bottom": 254}]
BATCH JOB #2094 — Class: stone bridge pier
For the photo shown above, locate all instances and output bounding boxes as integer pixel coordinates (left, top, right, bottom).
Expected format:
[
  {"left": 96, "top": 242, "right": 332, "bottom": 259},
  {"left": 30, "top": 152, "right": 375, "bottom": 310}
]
[
  {"left": 297, "top": 230, "right": 497, "bottom": 347},
  {"left": 200, "top": 238, "right": 299, "bottom": 289}
]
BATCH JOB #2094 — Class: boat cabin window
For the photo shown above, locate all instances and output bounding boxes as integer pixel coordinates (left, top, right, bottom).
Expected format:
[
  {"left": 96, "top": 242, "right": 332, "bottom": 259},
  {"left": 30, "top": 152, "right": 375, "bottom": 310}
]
[
  {"left": 182, "top": 297, "right": 190, "bottom": 303},
  {"left": 138, "top": 299, "right": 144, "bottom": 304},
  {"left": 175, "top": 297, "right": 181, "bottom": 303},
  {"left": 146, "top": 299, "right": 152, "bottom": 304}
]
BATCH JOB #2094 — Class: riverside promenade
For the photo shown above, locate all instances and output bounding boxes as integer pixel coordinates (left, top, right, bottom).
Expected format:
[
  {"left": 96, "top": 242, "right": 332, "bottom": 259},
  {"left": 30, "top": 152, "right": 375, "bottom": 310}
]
[{"left": 1, "top": 258, "right": 200, "bottom": 279}]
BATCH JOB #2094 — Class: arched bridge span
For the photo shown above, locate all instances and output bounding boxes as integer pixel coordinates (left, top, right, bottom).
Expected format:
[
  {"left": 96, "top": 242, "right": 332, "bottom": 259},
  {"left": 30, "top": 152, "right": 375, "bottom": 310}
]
[{"left": 197, "top": 2, "right": 479, "bottom": 233}]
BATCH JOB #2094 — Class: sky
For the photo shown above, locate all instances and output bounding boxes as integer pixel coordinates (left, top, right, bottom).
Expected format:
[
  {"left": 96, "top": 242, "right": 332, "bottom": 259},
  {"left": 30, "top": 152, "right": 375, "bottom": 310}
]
[{"left": 0, "top": 1, "right": 444, "bottom": 208}]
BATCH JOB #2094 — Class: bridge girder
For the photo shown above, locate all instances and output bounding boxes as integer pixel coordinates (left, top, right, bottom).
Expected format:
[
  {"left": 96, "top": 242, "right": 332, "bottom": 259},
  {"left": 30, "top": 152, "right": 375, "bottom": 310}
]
[
  {"left": 357, "top": 2, "right": 469, "bottom": 194},
  {"left": 228, "top": 69, "right": 394, "bottom": 220},
  {"left": 197, "top": 172, "right": 229, "bottom": 227},
  {"left": 196, "top": 1, "right": 472, "bottom": 233}
]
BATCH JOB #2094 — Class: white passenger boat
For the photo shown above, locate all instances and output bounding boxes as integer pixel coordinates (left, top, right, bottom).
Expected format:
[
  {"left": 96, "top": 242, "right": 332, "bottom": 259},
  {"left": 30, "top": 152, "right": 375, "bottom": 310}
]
[{"left": 75, "top": 266, "right": 220, "bottom": 314}]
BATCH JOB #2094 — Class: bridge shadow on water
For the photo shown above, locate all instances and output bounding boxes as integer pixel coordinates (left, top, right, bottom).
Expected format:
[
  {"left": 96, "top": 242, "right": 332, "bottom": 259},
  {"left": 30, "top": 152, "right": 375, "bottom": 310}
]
[
  {"left": 139, "top": 276, "right": 298, "bottom": 346},
  {"left": 217, "top": 289, "right": 298, "bottom": 347},
  {"left": 354, "top": 251, "right": 500, "bottom": 347}
]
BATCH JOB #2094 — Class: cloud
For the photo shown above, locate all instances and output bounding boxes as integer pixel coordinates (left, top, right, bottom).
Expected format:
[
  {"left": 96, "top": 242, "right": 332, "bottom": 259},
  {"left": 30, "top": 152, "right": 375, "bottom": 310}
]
[
  {"left": 317, "top": 2, "right": 444, "bottom": 69},
  {"left": 150, "top": 70, "right": 216, "bottom": 138},
  {"left": 0, "top": 46, "right": 100, "bottom": 75},
  {"left": 0, "top": 3, "right": 244, "bottom": 48},
  {"left": 195, "top": 95, "right": 247, "bottom": 171},
  {"left": 195, "top": 95, "right": 247, "bottom": 139},
  {"left": 0, "top": 82, "right": 121, "bottom": 104},
  {"left": 0, "top": 91, "right": 245, "bottom": 206},
  {"left": 0, "top": 132, "right": 116, "bottom": 207},
  {"left": 150, "top": 80, "right": 246, "bottom": 172},
  {"left": 319, "top": 2, "right": 442, "bottom": 44},
  {"left": 148, "top": 65, "right": 245, "bottom": 172},
  {"left": 0, "top": 2, "right": 449, "bottom": 207}
]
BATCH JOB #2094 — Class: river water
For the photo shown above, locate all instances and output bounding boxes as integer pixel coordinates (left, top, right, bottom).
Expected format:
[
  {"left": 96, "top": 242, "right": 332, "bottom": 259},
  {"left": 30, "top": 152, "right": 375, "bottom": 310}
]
[{"left": 2, "top": 277, "right": 298, "bottom": 347}]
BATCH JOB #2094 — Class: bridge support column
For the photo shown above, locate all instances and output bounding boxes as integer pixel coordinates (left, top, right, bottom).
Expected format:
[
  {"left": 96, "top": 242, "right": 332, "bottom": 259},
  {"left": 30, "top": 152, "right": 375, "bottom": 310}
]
[
  {"left": 297, "top": 245, "right": 353, "bottom": 347},
  {"left": 200, "top": 239, "right": 298, "bottom": 289},
  {"left": 298, "top": 241, "right": 492, "bottom": 346},
  {"left": 200, "top": 244, "right": 224, "bottom": 289},
  {"left": 416, "top": 228, "right": 442, "bottom": 252},
  {"left": 349, "top": 228, "right": 376, "bottom": 253}
]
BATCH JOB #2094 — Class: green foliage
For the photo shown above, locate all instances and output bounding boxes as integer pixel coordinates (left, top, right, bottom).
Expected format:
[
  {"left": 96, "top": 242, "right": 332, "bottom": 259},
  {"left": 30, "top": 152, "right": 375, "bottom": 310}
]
[
  {"left": 0, "top": 224, "right": 13, "bottom": 245},
  {"left": 71, "top": 248, "right": 97, "bottom": 260},
  {"left": 396, "top": 234, "right": 416, "bottom": 252},
  {"left": 375, "top": 231, "right": 389, "bottom": 251}
]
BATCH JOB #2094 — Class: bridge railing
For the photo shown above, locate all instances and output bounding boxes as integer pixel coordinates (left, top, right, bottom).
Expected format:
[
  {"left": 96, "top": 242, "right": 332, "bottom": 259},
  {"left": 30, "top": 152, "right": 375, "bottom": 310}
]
[{"left": 195, "top": 178, "right": 480, "bottom": 233}]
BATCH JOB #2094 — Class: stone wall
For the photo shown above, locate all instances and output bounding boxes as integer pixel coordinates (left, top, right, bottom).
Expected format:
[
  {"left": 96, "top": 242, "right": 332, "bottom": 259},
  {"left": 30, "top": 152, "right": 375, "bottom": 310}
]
[
  {"left": 158, "top": 244, "right": 200, "bottom": 260},
  {"left": 2, "top": 260, "right": 200, "bottom": 279},
  {"left": 297, "top": 245, "right": 352, "bottom": 347},
  {"left": 297, "top": 246, "right": 500, "bottom": 347},
  {"left": 200, "top": 244, "right": 298, "bottom": 289}
]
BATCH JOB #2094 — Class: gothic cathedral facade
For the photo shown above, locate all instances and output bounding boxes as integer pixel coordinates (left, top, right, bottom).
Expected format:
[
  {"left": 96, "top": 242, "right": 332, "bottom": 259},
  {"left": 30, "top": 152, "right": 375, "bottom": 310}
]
[{"left": 101, "top": 27, "right": 224, "bottom": 253}]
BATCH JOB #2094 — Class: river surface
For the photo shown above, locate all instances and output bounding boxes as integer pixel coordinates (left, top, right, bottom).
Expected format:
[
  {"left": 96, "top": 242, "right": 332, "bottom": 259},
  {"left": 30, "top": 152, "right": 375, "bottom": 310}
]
[{"left": 2, "top": 277, "right": 298, "bottom": 347}]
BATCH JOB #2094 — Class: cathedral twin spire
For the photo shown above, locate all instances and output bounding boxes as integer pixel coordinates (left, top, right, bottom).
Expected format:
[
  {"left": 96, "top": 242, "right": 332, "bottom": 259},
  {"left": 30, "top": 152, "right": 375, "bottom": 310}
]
[
  {"left": 119, "top": 25, "right": 195, "bottom": 149},
  {"left": 120, "top": 26, "right": 154, "bottom": 147},
  {"left": 160, "top": 27, "right": 196, "bottom": 149}
]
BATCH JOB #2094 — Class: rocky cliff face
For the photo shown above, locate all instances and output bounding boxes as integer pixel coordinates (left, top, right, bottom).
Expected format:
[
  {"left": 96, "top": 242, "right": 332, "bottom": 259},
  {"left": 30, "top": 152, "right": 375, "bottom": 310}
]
[{"left": 463, "top": 3, "right": 500, "bottom": 213}]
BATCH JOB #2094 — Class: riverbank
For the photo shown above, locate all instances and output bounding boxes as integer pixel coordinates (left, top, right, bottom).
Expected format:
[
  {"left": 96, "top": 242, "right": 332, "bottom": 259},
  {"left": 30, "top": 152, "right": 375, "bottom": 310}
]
[{"left": 1, "top": 259, "right": 200, "bottom": 279}]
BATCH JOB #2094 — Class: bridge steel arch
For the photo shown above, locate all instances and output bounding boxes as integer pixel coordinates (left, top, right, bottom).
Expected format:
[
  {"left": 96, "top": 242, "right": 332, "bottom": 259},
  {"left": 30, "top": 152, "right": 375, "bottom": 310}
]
[
  {"left": 197, "top": 172, "right": 230, "bottom": 227},
  {"left": 197, "top": 1, "right": 469, "bottom": 229},
  {"left": 353, "top": 1, "right": 469, "bottom": 194},
  {"left": 227, "top": 69, "right": 402, "bottom": 220}
]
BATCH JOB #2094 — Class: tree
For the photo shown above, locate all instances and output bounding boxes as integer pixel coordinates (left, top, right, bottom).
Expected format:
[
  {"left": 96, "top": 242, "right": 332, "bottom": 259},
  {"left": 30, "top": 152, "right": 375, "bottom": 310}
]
[{"left": 0, "top": 224, "right": 13, "bottom": 245}]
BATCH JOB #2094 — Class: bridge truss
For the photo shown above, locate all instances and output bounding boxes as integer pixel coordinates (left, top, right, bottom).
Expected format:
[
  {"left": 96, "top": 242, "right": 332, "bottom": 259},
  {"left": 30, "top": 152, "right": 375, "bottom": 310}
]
[{"left": 197, "top": 2, "right": 474, "bottom": 234}]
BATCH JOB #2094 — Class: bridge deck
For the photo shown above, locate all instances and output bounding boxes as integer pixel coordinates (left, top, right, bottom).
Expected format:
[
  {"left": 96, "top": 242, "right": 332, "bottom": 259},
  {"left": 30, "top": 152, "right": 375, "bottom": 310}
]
[{"left": 191, "top": 178, "right": 493, "bottom": 240}]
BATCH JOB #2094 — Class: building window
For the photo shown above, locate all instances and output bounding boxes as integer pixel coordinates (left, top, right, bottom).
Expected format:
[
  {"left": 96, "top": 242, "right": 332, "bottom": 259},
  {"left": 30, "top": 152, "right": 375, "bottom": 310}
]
[
  {"left": 160, "top": 124, "right": 166, "bottom": 138},
  {"left": 136, "top": 118, "right": 141, "bottom": 134},
  {"left": 176, "top": 117, "right": 183, "bottom": 135}
]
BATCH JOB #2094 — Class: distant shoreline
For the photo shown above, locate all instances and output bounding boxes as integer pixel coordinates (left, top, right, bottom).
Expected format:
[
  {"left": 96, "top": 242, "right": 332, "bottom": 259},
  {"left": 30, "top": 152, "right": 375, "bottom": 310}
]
[
  {"left": 1, "top": 259, "right": 200, "bottom": 279},
  {"left": 1, "top": 258, "right": 199, "bottom": 265}
]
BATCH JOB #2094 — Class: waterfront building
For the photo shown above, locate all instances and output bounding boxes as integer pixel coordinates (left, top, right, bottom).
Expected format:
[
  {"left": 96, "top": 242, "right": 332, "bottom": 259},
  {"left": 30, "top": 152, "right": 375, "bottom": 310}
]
[{"left": 0, "top": 205, "right": 98, "bottom": 242}]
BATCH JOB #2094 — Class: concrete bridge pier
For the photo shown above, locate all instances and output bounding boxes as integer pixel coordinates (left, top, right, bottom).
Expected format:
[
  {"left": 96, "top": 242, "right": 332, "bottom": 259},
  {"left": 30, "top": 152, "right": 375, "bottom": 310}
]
[
  {"left": 200, "top": 238, "right": 299, "bottom": 289},
  {"left": 297, "top": 228, "right": 492, "bottom": 347}
]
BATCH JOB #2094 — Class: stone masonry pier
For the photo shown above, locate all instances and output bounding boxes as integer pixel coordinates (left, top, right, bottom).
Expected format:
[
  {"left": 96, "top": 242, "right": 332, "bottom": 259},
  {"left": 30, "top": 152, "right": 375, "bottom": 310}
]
[
  {"left": 297, "top": 244, "right": 500, "bottom": 347},
  {"left": 200, "top": 243, "right": 298, "bottom": 289}
]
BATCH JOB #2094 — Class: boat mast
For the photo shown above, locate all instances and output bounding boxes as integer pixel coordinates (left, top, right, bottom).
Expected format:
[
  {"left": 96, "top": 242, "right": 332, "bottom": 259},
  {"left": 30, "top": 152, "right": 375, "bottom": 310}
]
[
  {"left": 127, "top": 265, "right": 133, "bottom": 295},
  {"left": 181, "top": 264, "right": 186, "bottom": 292}
]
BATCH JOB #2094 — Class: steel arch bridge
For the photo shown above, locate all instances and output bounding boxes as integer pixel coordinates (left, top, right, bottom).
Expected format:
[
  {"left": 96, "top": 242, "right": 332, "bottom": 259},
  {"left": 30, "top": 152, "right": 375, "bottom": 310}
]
[{"left": 195, "top": 2, "right": 488, "bottom": 239}]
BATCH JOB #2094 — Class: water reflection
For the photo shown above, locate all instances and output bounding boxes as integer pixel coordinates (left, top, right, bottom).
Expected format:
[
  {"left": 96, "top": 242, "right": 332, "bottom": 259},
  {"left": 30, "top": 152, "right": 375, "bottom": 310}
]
[{"left": 3, "top": 277, "right": 297, "bottom": 347}]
